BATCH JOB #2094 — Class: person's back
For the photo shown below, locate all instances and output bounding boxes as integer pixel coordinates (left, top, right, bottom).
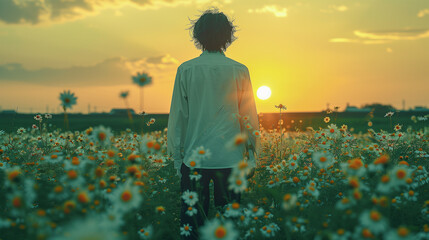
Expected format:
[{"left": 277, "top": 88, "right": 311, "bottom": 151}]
[
  {"left": 166, "top": 7, "right": 260, "bottom": 240},
  {"left": 173, "top": 50, "right": 259, "bottom": 169}
]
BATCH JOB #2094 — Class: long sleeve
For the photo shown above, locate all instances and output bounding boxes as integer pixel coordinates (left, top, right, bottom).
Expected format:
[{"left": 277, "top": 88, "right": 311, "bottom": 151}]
[
  {"left": 167, "top": 66, "right": 189, "bottom": 171},
  {"left": 238, "top": 66, "right": 261, "bottom": 168}
]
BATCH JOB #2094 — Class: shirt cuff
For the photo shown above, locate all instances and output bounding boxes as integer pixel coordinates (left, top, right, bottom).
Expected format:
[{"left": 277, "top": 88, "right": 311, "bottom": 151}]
[{"left": 173, "top": 151, "right": 182, "bottom": 170}]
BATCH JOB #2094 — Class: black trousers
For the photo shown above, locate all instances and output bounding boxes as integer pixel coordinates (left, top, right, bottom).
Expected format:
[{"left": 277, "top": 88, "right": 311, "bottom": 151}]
[{"left": 180, "top": 163, "right": 241, "bottom": 240}]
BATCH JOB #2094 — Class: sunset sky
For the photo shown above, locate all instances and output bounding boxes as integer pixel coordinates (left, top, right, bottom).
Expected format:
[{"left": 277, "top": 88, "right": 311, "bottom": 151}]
[{"left": 1, "top": 0, "right": 428, "bottom": 114}]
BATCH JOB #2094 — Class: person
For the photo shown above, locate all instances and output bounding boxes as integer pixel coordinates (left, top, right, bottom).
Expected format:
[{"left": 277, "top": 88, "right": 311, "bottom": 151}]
[{"left": 167, "top": 7, "right": 260, "bottom": 240}]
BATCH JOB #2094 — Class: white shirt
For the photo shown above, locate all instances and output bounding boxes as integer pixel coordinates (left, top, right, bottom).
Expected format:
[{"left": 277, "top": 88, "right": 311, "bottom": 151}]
[{"left": 167, "top": 50, "right": 261, "bottom": 170}]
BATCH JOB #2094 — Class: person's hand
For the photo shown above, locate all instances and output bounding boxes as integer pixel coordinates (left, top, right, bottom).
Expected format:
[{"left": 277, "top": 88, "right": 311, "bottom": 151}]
[{"left": 246, "top": 168, "right": 255, "bottom": 179}]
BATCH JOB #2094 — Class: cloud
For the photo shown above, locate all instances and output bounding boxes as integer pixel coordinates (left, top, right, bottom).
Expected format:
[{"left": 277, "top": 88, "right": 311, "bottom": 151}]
[
  {"left": 354, "top": 29, "right": 429, "bottom": 40},
  {"left": 0, "top": 0, "right": 47, "bottom": 24},
  {"left": 329, "top": 38, "right": 391, "bottom": 44},
  {"left": 0, "top": 54, "right": 179, "bottom": 86},
  {"left": 330, "top": 28, "right": 429, "bottom": 44},
  {"left": 320, "top": 5, "right": 348, "bottom": 13},
  {"left": 331, "top": 5, "right": 348, "bottom": 12},
  {"left": 0, "top": 0, "right": 206, "bottom": 25},
  {"left": 248, "top": 5, "right": 287, "bottom": 18},
  {"left": 417, "top": 9, "right": 429, "bottom": 18}
]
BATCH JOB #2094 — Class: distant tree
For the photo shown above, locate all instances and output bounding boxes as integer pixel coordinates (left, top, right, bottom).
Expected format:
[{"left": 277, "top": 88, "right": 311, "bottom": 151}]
[{"left": 361, "top": 103, "right": 396, "bottom": 116}]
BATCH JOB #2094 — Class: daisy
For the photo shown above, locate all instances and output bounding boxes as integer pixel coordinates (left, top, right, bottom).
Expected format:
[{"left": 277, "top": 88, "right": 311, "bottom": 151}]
[
  {"left": 223, "top": 202, "right": 242, "bottom": 218},
  {"left": 139, "top": 135, "right": 157, "bottom": 154},
  {"left": 384, "top": 111, "right": 394, "bottom": 117},
  {"left": 132, "top": 72, "right": 153, "bottom": 87},
  {"left": 59, "top": 90, "right": 77, "bottom": 110},
  {"left": 199, "top": 218, "right": 238, "bottom": 240},
  {"left": 335, "top": 197, "right": 356, "bottom": 210},
  {"left": 34, "top": 114, "right": 43, "bottom": 122},
  {"left": 44, "top": 113, "right": 52, "bottom": 119},
  {"left": 305, "top": 180, "right": 320, "bottom": 198},
  {"left": 287, "top": 159, "right": 299, "bottom": 171},
  {"left": 155, "top": 206, "right": 166, "bottom": 215},
  {"left": 260, "top": 223, "right": 280, "bottom": 237},
  {"left": 244, "top": 122, "right": 253, "bottom": 131},
  {"left": 244, "top": 228, "right": 256, "bottom": 238},
  {"left": 252, "top": 130, "right": 261, "bottom": 137},
  {"left": 185, "top": 206, "right": 198, "bottom": 216},
  {"left": 192, "top": 146, "right": 212, "bottom": 161},
  {"left": 119, "top": 90, "right": 129, "bottom": 99},
  {"left": 182, "top": 190, "right": 199, "bottom": 206},
  {"left": 228, "top": 173, "right": 248, "bottom": 194},
  {"left": 234, "top": 159, "right": 253, "bottom": 176},
  {"left": 108, "top": 180, "right": 142, "bottom": 212},
  {"left": 275, "top": 104, "right": 287, "bottom": 110},
  {"left": 384, "top": 226, "right": 414, "bottom": 240},
  {"left": 326, "top": 124, "right": 340, "bottom": 139},
  {"left": 189, "top": 171, "right": 202, "bottom": 181},
  {"left": 359, "top": 209, "right": 389, "bottom": 234},
  {"left": 138, "top": 225, "right": 153, "bottom": 240},
  {"left": 331, "top": 229, "right": 352, "bottom": 240},
  {"left": 242, "top": 115, "right": 250, "bottom": 122},
  {"left": 403, "top": 190, "right": 418, "bottom": 201},
  {"left": 244, "top": 203, "right": 265, "bottom": 219},
  {"left": 225, "top": 132, "right": 248, "bottom": 151},
  {"left": 324, "top": 117, "right": 330, "bottom": 123},
  {"left": 389, "top": 165, "right": 412, "bottom": 187},
  {"left": 375, "top": 175, "right": 395, "bottom": 194},
  {"left": 282, "top": 193, "right": 297, "bottom": 210},
  {"left": 312, "top": 151, "right": 334, "bottom": 169},
  {"left": 17, "top": 128, "right": 26, "bottom": 134},
  {"left": 89, "top": 125, "right": 113, "bottom": 146},
  {"left": 186, "top": 154, "right": 202, "bottom": 169},
  {"left": 180, "top": 224, "right": 192, "bottom": 237},
  {"left": 394, "top": 124, "right": 402, "bottom": 132}
]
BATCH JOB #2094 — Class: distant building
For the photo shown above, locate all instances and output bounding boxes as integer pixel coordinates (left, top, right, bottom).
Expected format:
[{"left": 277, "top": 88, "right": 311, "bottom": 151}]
[
  {"left": 110, "top": 108, "right": 136, "bottom": 115},
  {"left": 0, "top": 110, "right": 17, "bottom": 114},
  {"left": 344, "top": 103, "right": 371, "bottom": 112},
  {"left": 411, "top": 106, "right": 429, "bottom": 112}
]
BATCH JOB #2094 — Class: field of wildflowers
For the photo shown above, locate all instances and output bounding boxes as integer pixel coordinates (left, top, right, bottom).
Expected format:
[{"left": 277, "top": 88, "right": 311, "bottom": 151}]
[{"left": 0, "top": 110, "right": 428, "bottom": 240}]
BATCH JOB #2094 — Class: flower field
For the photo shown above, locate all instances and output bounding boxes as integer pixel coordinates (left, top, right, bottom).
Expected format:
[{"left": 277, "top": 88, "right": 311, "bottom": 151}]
[{"left": 0, "top": 115, "right": 428, "bottom": 240}]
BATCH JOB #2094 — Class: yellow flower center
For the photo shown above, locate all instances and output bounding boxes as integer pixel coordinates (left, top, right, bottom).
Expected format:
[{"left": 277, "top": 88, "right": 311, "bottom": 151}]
[
  {"left": 396, "top": 169, "right": 406, "bottom": 179},
  {"left": 78, "top": 193, "right": 89, "bottom": 203},
  {"left": 12, "top": 197, "right": 22, "bottom": 208},
  {"left": 397, "top": 227, "right": 409, "bottom": 237},
  {"left": 214, "top": 226, "right": 226, "bottom": 238},
  {"left": 121, "top": 190, "right": 132, "bottom": 202},
  {"left": 370, "top": 210, "right": 381, "bottom": 221},
  {"left": 235, "top": 137, "right": 244, "bottom": 145},
  {"left": 98, "top": 132, "right": 106, "bottom": 141}
]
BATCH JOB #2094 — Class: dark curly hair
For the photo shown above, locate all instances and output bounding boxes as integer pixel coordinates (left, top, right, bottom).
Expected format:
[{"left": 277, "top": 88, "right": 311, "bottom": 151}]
[{"left": 187, "top": 7, "right": 238, "bottom": 52}]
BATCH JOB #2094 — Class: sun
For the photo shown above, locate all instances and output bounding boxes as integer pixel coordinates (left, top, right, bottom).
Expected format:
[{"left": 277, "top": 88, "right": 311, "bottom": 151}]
[{"left": 256, "top": 86, "right": 271, "bottom": 100}]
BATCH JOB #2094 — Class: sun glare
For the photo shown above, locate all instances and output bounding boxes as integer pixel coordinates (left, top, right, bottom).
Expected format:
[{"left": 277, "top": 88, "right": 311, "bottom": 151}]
[{"left": 257, "top": 86, "right": 271, "bottom": 100}]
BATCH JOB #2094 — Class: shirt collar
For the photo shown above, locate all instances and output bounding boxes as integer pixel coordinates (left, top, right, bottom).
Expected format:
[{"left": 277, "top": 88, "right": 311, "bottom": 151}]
[{"left": 200, "top": 50, "right": 225, "bottom": 57}]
